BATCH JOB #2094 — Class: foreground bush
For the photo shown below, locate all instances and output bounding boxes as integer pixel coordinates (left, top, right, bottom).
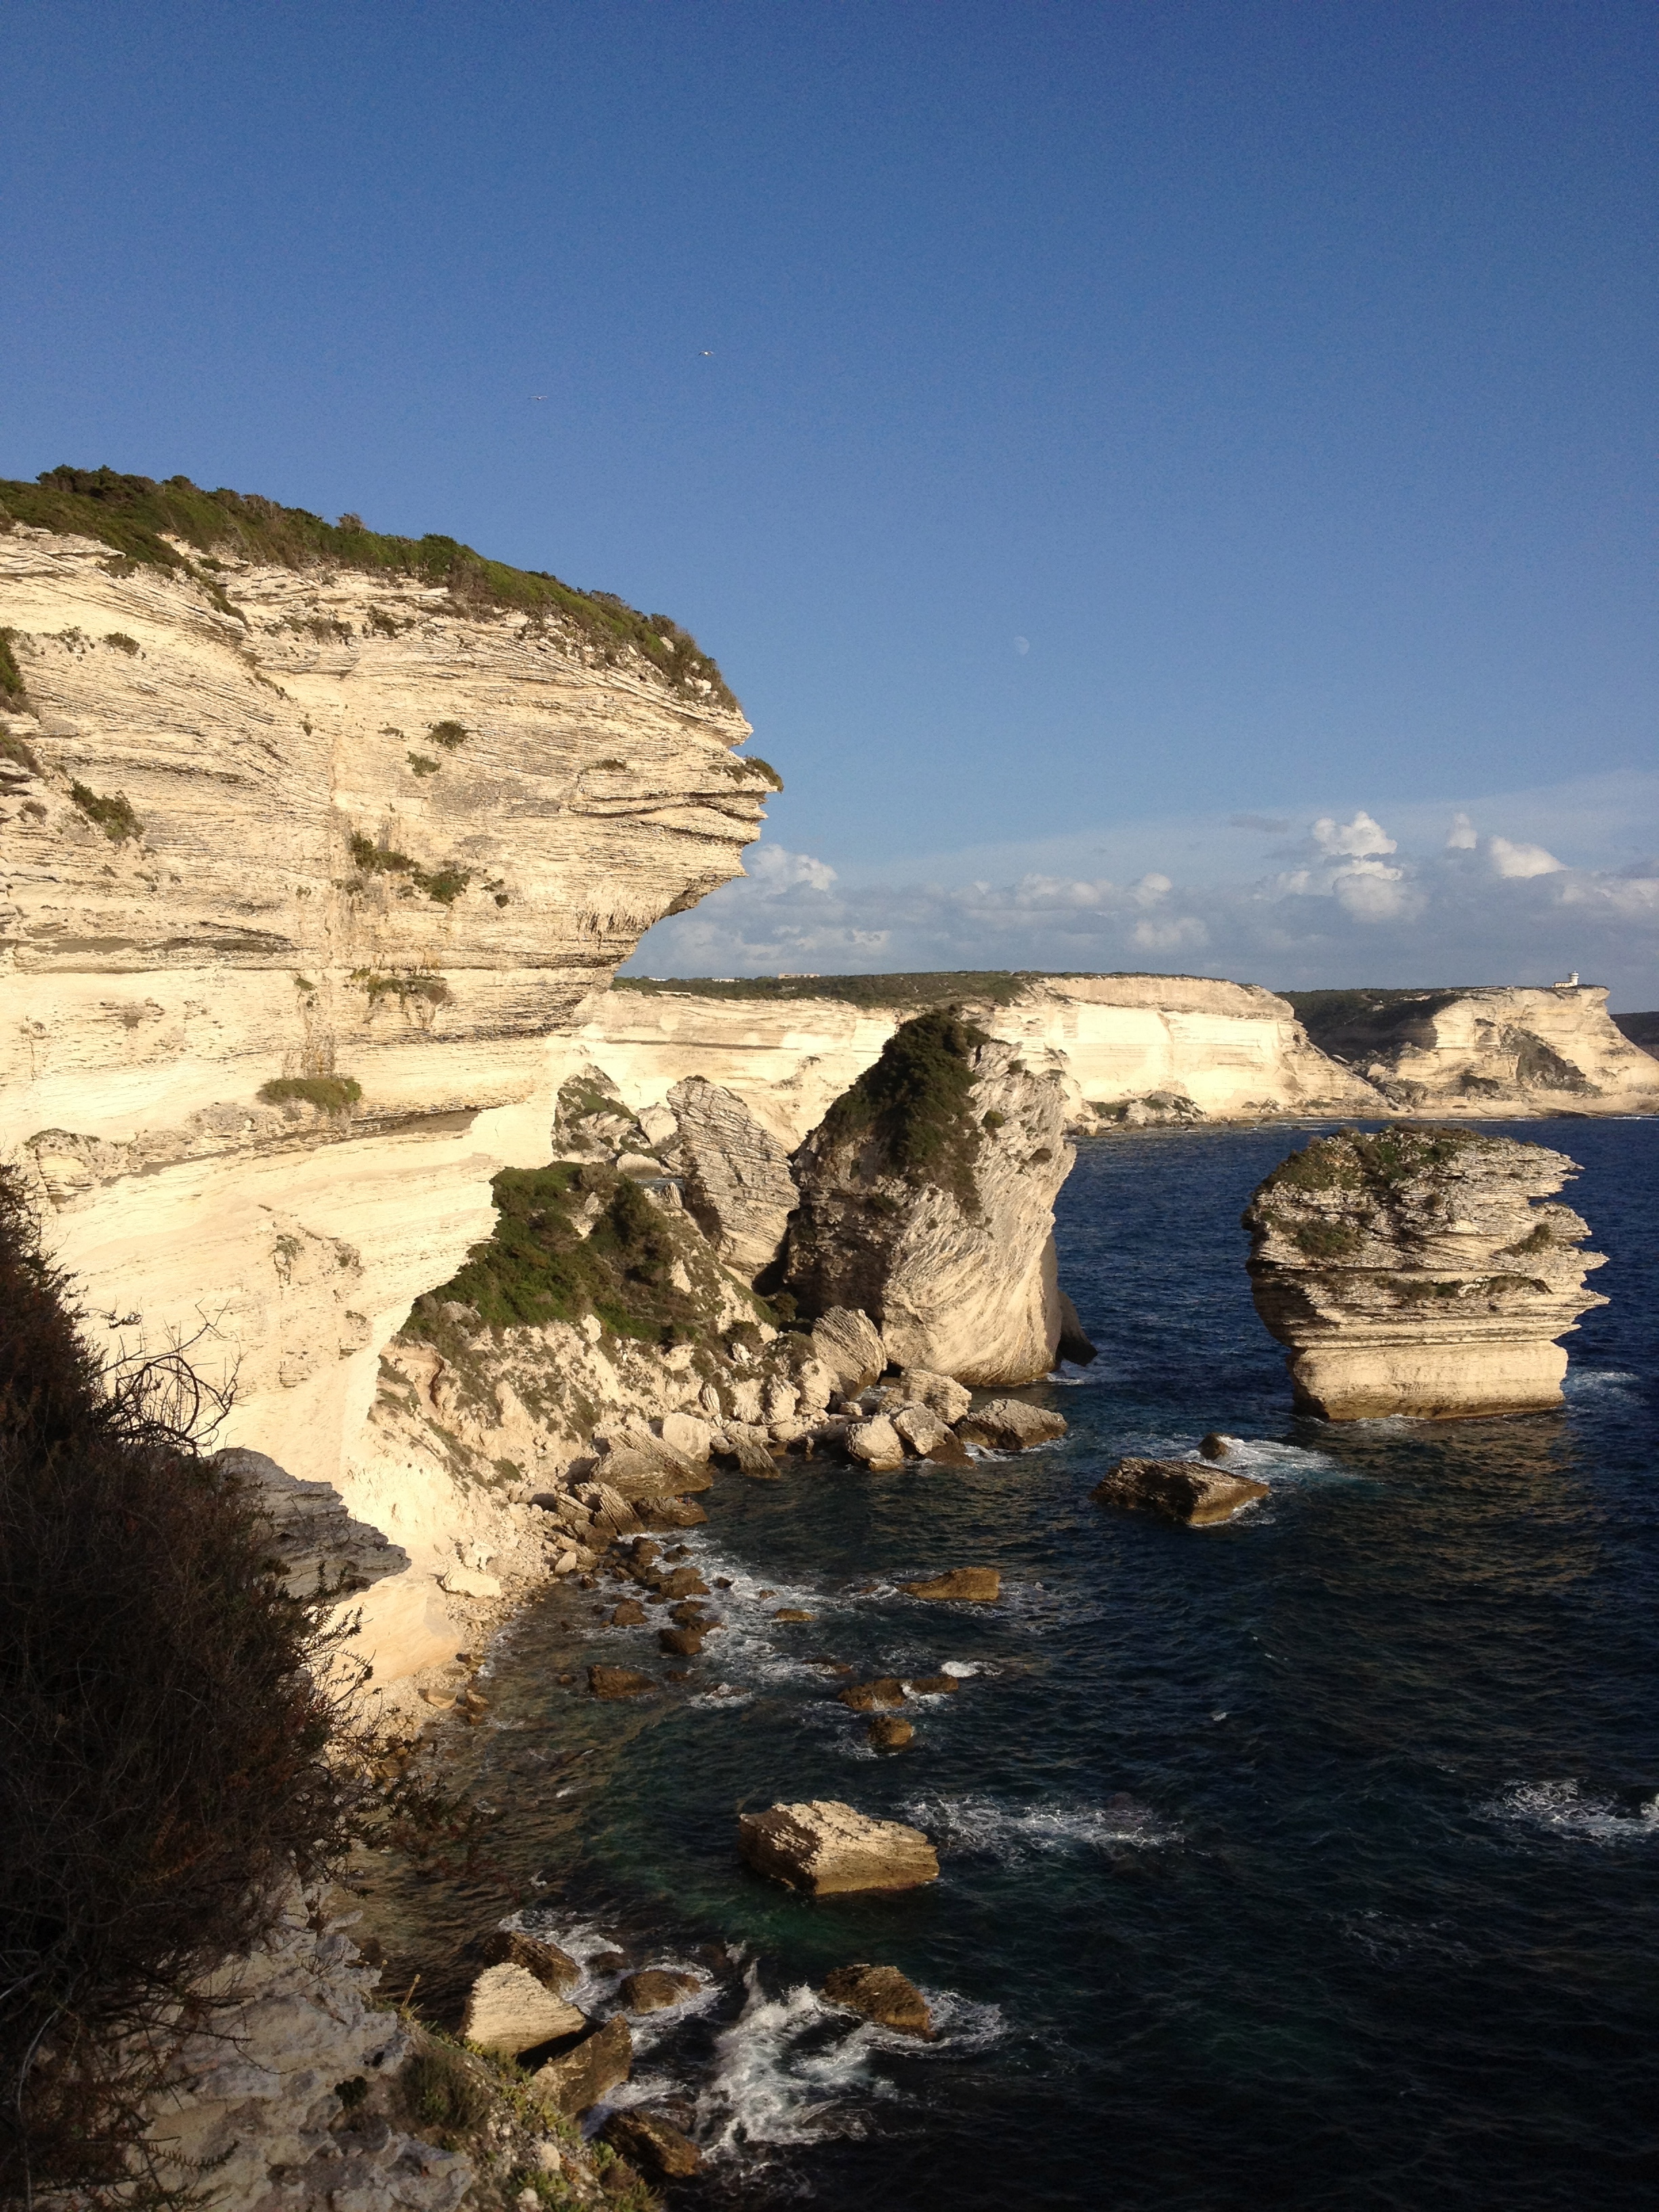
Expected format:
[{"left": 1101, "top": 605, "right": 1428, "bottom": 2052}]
[{"left": 0, "top": 1172, "right": 354, "bottom": 2204}]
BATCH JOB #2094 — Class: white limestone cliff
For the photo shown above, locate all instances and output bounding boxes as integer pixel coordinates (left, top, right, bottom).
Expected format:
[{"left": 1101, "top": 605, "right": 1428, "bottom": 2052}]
[
  {"left": 1, "top": 507, "right": 769, "bottom": 1681},
  {"left": 577, "top": 972, "right": 1382, "bottom": 1144},
  {"left": 1287, "top": 985, "right": 1659, "bottom": 1116}
]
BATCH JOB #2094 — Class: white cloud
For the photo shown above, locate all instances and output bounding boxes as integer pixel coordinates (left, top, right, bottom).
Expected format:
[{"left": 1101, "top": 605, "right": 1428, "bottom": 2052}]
[
  {"left": 742, "top": 844, "right": 838, "bottom": 892},
  {"left": 1311, "top": 810, "right": 1396, "bottom": 859},
  {"left": 1489, "top": 836, "right": 1565, "bottom": 880},
  {"left": 622, "top": 808, "right": 1659, "bottom": 1006},
  {"left": 1447, "top": 811, "right": 1478, "bottom": 850}
]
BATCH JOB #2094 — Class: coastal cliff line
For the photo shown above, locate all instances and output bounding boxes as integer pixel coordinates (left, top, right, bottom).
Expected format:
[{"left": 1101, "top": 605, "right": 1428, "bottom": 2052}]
[
  {"left": 0, "top": 472, "right": 771, "bottom": 1512},
  {"left": 577, "top": 970, "right": 1659, "bottom": 1143}
]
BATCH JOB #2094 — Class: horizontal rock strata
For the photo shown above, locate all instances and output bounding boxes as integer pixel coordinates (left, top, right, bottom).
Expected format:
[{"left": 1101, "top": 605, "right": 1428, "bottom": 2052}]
[{"left": 1243, "top": 1125, "right": 1607, "bottom": 1419}]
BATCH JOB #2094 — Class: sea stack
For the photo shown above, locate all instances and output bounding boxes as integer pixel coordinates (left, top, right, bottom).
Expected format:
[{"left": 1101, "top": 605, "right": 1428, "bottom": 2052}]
[
  {"left": 779, "top": 1008, "right": 1075, "bottom": 1384},
  {"left": 1242, "top": 1126, "right": 1606, "bottom": 1419}
]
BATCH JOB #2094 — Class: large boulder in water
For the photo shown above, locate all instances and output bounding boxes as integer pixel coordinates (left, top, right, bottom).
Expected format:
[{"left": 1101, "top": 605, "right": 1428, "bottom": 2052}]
[
  {"left": 531, "top": 2016, "right": 632, "bottom": 2115},
  {"left": 737, "top": 1799, "right": 939, "bottom": 1893},
  {"left": 821, "top": 1962, "right": 935, "bottom": 2038},
  {"left": 1092, "top": 1457, "right": 1268, "bottom": 1526},
  {"left": 1242, "top": 1125, "right": 1607, "bottom": 1419},
  {"left": 780, "top": 1010, "right": 1077, "bottom": 1385}
]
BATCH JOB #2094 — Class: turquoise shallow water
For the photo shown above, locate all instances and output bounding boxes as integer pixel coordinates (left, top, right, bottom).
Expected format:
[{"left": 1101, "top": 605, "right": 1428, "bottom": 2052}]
[{"left": 365, "top": 1118, "right": 1659, "bottom": 2209}]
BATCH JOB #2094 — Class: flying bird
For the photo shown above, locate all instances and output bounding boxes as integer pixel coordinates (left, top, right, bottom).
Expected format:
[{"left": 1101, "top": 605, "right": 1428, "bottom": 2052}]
[
  {"left": 699, "top": 350, "right": 713, "bottom": 357},
  {"left": 531, "top": 394, "right": 547, "bottom": 401}
]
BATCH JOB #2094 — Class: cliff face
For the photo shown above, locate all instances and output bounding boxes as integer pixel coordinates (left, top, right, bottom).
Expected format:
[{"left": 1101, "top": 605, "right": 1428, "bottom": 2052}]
[
  {"left": 1287, "top": 987, "right": 1659, "bottom": 1115},
  {"left": 0, "top": 509, "right": 766, "bottom": 1515},
  {"left": 581, "top": 972, "right": 1382, "bottom": 1144},
  {"left": 1242, "top": 1126, "right": 1607, "bottom": 1419}
]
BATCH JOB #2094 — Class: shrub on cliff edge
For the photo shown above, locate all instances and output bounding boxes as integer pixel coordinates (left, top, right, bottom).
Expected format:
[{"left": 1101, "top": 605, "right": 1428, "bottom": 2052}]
[{"left": 0, "top": 1172, "right": 355, "bottom": 2204}]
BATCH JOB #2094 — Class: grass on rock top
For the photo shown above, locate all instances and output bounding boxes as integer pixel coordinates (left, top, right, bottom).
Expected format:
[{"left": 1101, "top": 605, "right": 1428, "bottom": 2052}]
[
  {"left": 410, "top": 1162, "right": 726, "bottom": 1348},
  {"left": 0, "top": 466, "right": 736, "bottom": 708},
  {"left": 816, "top": 1005, "right": 991, "bottom": 1208}
]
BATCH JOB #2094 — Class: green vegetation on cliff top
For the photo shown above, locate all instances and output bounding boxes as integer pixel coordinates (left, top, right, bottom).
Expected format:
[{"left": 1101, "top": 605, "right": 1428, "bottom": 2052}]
[
  {"left": 0, "top": 465, "right": 735, "bottom": 707},
  {"left": 413, "top": 1161, "right": 722, "bottom": 1347},
  {"left": 817, "top": 1005, "right": 992, "bottom": 1207}
]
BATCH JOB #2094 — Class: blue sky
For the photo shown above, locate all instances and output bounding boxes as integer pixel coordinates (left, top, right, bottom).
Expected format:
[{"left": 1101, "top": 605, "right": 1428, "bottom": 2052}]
[{"left": 5, "top": 2, "right": 1654, "bottom": 999}]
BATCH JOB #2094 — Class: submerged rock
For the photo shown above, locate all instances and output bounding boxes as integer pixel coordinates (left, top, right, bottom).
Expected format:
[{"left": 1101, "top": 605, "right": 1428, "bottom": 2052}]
[
  {"left": 588, "top": 1665, "right": 657, "bottom": 1700},
  {"left": 838, "top": 1677, "right": 908, "bottom": 1711},
  {"left": 781, "top": 1012, "right": 1078, "bottom": 1384},
  {"left": 618, "top": 1969, "right": 701, "bottom": 2015},
  {"left": 821, "top": 1962, "right": 935, "bottom": 2038},
  {"left": 602, "top": 2108, "right": 702, "bottom": 2179},
  {"left": 459, "top": 1962, "right": 586, "bottom": 2056},
  {"left": 658, "top": 1624, "right": 708, "bottom": 1657},
  {"left": 868, "top": 1715, "right": 914, "bottom": 1752},
  {"left": 906, "top": 1673, "right": 960, "bottom": 1695},
  {"left": 1242, "top": 1125, "right": 1607, "bottom": 1419},
  {"left": 955, "top": 1399, "right": 1067, "bottom": 1451},
  {"left": 1091, "top": 1457, "right": 1269, "bottom": 1526},
  {"left": 531, "top": 2016, "right": 632, "bottom": 2115},
  {"left": 900, "top": 1567, "right": 1000, "bottom": 1603},
  {"left": 737, "top": 1799, "right": 940, "bottom": 1893}
]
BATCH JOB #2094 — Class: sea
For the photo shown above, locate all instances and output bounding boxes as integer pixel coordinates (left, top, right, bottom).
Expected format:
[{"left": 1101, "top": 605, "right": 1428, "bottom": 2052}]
[{"left": 356, "top": 1118, "right": 1659, "bottom": 2210}]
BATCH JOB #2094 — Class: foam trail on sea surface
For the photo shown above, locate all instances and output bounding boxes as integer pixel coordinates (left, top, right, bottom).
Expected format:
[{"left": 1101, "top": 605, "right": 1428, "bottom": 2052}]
[
  {"left": 902, "top": 1790, "right": 1179, "bottom": 1861},
  {"left": 1484, "top": 1780, "right": 1659, "bottom": 1843}
]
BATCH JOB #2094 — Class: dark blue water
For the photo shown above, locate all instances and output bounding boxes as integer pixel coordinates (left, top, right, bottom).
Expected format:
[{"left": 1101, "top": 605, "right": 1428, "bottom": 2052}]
[{"left": 367, "top": 1119, "right": 1659, "bottom": 2208}]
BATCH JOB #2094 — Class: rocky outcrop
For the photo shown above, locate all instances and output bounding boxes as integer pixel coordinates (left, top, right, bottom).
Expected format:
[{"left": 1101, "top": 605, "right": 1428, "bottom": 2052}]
[
  {"left": 1091, "top": 1457, "right": 1269, "bottom": 1525},
  {"left": 821, "top": 1963, "right": 935, "bottom": 2038},
  {"left": 737, "top": 1799, "right": 940, "bottom": 1893},
  {"left": 659, "top": 1074, "right": 798, "bottom": 1280},
  {"left": 781, "top": 1010, "right": 1076, "bottom": 1383},
  {"left": 1243, "top": 1126, "right": 1608, "bottom": 1419},
  {"left": 133, "top": 1894, "right": 474, "bottom": 2211},
  {"left": 0, "top": 484, "right": 766, "bottom": 1534},
  {"left": 1288, "top": 986, "right": 1659, "bottom": 1116},
  {"left": 213, "top": 1446, "right": 410, "bottom": 1595}
]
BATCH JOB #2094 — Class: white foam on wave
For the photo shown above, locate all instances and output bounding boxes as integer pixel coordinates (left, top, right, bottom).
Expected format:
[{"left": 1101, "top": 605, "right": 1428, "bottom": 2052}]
[
  {"left": 697, "top": 1967, "right": 888, "bottom": 2156},
  {"left": 1563, "top": 1368, "right": 1640, "bottom": 1398},
  {"left": 901, "top": 1789, "right": 1177, "bottom": 1860},
  {"left": 1195, "top": 1436, "right": 1347, "bottom": 1480},
  {"left": 1485, "top": 1779, "right": 1659, "bottom": 1843},
  {"left": 695, "top": 1963, "right": 1006, "bottom": 2163}
]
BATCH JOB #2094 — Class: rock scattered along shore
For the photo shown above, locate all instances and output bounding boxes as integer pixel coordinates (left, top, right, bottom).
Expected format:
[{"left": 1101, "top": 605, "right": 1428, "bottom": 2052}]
[
  {"left": 619, "top": 1967, "right": 701, "bottom": 2015},
  {"left": 1092, "top": 1457, "right": 1269, "bottom": 1526},
  {"left": 459, "top": 1961, "right": 586, "bottom": 2056},
  {"left": 737, "top": 1799, "right": 941, "bottom": 1893},
  {"left": 1243, "top": 1124, "right": 1607, "bottom": 1419},
  {"left": 868, "top": 1715, "right": 915, "bottom": 1751},
  {"left": 603, "top": 2106, "right": 703, "bottom": 2179},
  {"left": 531, "top": 2015, "right": 633, "bottom": 2114},
  {"left": 821, "top": 1963, "right": 935, "bottom": 2038}
]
